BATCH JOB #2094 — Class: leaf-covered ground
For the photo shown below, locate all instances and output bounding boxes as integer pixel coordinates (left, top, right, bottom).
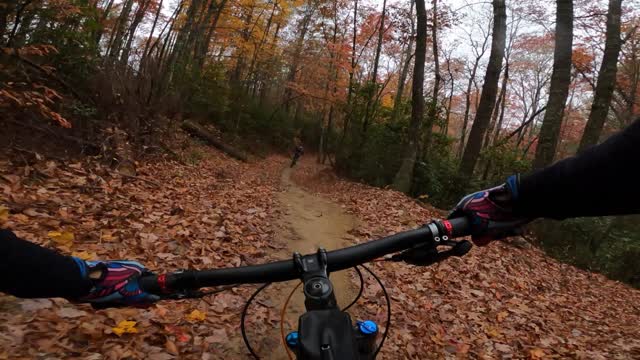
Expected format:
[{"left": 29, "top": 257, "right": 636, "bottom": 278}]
[
  {"left": 291, "top": 162, "right": 640, "bottom": 359},
  {"left": 1, "top": 145, "right": 639, "bottom": 359}
]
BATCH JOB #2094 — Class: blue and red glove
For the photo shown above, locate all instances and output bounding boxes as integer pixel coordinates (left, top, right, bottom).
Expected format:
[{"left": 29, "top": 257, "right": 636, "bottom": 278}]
[
  {"left": 71, "top": 258, "right": 160, "bottom": 308},
  {"left": 449, "top": 175, "right": 531, "bottom": 246}
]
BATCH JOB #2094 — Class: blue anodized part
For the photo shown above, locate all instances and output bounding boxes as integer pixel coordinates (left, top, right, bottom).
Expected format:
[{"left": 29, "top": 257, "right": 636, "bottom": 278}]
[
  {"left": 357, "top": 320, "right": 378, "bottom": 335},
  {"left": 286, "top": 331, "right": 299, "bottom": 348}
]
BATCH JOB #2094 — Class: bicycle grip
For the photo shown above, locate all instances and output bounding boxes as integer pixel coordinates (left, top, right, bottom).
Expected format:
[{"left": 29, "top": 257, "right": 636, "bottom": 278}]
[
  {"left": 444, "top": 216, "right": 471, "bottom": 238},
  {"left": 139, "top": 274, "right": 162, "bottom": 294}
]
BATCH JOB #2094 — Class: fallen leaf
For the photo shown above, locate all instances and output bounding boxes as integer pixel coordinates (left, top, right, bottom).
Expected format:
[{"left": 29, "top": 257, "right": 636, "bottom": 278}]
[
  {"left": 0, "top": 206, "right": 9, "bottom": 223},
  {"left": 23, "top": 208, "right": 48, "bottom": 217},
  {"left": 529, "top": 348, "right": 546, "bottom": 359},
  {"left": 112, "top": 320, "right": 138, "bottom": 336},
  {"left": 486, "top": 327, "right": 500, "bottom": 338},
  {"left": 148, "top": 353, "right": 174, "bottom": 360},
  {"left": 57, "top": 307, "right": 88, "bottom": 318},
  {"left": 71, "top": 251, "right": 98, "bottom": 260},
  {"left": 186, "top": 309, "right": 206, "bottom": 322},
  {"left": 20, "top": 299, "right": 53, "bottom": 312},
  {"left": 164, "top": 325, "right": 190, "bottom": 343},
  {"left": 165, "top": 340, "right": 179, "bottom": 356},
  {"left": 48, "top": 230, "right": 75, "bottom": 246},
  {"left": 203, "top": 328, "right": 228, "bottom": 344},
  {"left": 497, "top": 311, "right": 509, "bottom": 323}
]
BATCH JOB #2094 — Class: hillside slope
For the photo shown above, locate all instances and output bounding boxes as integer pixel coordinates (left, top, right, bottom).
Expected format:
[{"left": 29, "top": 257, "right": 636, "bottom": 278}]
[
  {"left": 292, "top": 160, "right": 640, "bottom": 359},
  {"left": 0, "top": 145, "right": 638, "bottom": 359}
]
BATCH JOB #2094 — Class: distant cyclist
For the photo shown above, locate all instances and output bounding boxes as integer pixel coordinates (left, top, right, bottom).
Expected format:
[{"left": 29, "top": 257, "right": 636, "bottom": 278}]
[
  {"left": 291, "top": 144, "right": 304, "bottom": 168},
  {"left": 1, "top": 118, "right": 639, "bottom": 306}
]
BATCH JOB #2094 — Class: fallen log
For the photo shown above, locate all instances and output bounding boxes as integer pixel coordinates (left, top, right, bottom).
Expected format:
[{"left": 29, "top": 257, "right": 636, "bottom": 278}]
[{"left": 181, "top": 120, "right": 248, "bottom": 162}]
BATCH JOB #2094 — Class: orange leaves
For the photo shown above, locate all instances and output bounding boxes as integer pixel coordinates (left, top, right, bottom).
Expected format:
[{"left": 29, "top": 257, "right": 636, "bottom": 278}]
[
  {"left": 2, "top": 43, "right": 71, "bottom": 128},
  {"left": 572, "top": 46, "right": 596, "bottom": 75},
  {"left": 0, "top": 206, "right": 8, "bottom": 224},
  {"left": 0, "top": 84, "right": 71, "bottom": 128},
  {"left": 2, "top": 145, "right": 640, "bottom": 358},
  {"left": 529, "top": 348, "right": 546, "bottom": 359},
  {"left": 291, "top": 159, "right": 640, "bottom": 359}
]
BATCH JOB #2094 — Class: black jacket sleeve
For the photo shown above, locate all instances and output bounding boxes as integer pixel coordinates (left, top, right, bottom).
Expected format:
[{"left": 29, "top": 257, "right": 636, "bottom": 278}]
[
  {"left": 515, "top": 118, "right": 640, "bottom": 220},
  {"left": 0, "top": 229, "right": 91, "bottom": 299}
]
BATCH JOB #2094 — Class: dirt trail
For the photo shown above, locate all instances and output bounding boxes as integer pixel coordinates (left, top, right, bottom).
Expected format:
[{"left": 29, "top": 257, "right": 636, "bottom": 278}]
[
  {"left": 255, "top": 166, "right": 358, "bottom": 359},
  {"left": 277, "top": 167, "right": 358, "bottom": 308}
]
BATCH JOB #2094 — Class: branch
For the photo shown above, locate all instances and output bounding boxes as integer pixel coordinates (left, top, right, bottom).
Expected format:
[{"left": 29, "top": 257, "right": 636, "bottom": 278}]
[
  {"left": 622, "top": 25, "right": 639, "bottom": 44},
  {"left": 491, "top": 105, "right": 547, "bottom": 148},
  {"left": 9, "top": 51, "right": 95, "bottom": 105}
]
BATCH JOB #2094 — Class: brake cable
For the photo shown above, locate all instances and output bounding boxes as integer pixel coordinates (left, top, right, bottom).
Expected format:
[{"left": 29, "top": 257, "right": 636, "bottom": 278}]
[
  {"left": 342, "top": 266, "right": 364, "bottom": 312},
  {"left": 241, "top": 283, "right": 272, "bottom": 359},
  {"left": 360, "top": 263, "right": 392, "bottom": 358},
  {"left": 281, "top": 281, "right": 303, "bottom": 360}
]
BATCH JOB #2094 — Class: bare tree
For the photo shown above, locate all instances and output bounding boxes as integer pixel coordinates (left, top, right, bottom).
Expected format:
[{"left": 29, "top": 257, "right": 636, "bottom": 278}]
[
  {"left": 458, "top": 18, "right": 492, "bottom": 159},
  {"left": 459, "top": 0, "right": 507, "bottom": 178},
  {"left": 533, "top": 0, "right": 573, "bottom": 169},
  {"left": 392, "top": 0, "right": 428, "bottom": 192},
  {"left": 423, "top": 0, "right": 441, "bottom": 155},
  {"left": 578, "top": 0, "right": 623, "bottom": 151}
]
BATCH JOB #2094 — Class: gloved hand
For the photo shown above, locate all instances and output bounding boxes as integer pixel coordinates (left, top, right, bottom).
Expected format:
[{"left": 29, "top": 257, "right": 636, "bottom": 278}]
[
  {"left": 71, "top": 258, "right": 160, "bottom": 308},
  {"left": 449, "top": 175, "right": 530, "bottom": 246}
]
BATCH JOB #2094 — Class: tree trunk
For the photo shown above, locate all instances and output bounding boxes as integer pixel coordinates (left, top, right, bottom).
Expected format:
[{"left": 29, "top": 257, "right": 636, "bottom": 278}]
[
  {"left": 459, "top": 0, "right": 507, "bottom": 178},
  {"left": 194, "top": 0, "right": 228, "bottom": 71},
  {"left": 443, "top": 65, "right": 454, "bottom": 135},
  {"left": 346, "top": 0, "right": 358, "bottom": 108},
  {"left": 106, "top": 0, "right": 134, "bottom": 63},
  {"left": 391, "top": 0, "right": 427, "bottom": 193},
  {"left": 12, "top": 5, "right": 35, "bottom": 46},
  {"left": 370, "top": 0, "right": 387, "bottom": 84},
  {"left": 182, "top": 121, "right": 248, "bottom": 162},
  {"left": 485, "top": 61, "right": 509, "bottom": 148},
  {"left": 493, "top": 71, "right": 508, "bottom": 143},
  {"left": 577, "top": 0, "right": 622, "bottom": 152},
  {"left": 533, "top": 0, "right": 573, "bottom": 169},
  {"left": 361, "top": 0, "right": 387, "bottom": 134},
  {"left": 95, "top": 0, "right": 116, "bottom": 46},
  {"left": 283, "top": 3, "right": 315, "bottom": 109},
  {"left": 423, "top": 0, "right": 441, "bottom": 154},
  {"left": 6, "top": 0, "right": 34, "bottom": 47},
  {"left": 458, "top": 58, "right": 481, "bottom": 158},
  {"left": 391, "top": 1, "right": 414, "bottom": 123},
  {"left": 120, "top": 0, "right": 150, "bottom": 70}
]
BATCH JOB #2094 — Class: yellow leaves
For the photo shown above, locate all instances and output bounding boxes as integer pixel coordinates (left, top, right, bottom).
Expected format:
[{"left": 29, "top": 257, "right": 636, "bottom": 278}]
[
  {"left": 186, "top": 309, "right": 206, "bottom": 322},
  {"left": 48, "top": 230, "right": 75, "bottom": 246},
  {"left": 71, "top": 251, "right": 97, "bottom": 261},
  {"left": 0, "top": 206, "right": 8, "bottom": 223},
  {"left": 111, "top": 320, "right": 138, "bottom": 337},
  {"left": 486, "top": 326, "right": 501, "bottom": 338}
]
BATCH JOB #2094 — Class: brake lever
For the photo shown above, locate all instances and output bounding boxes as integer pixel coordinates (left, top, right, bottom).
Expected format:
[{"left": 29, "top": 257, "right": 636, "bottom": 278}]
[{"left": 390, "top": 240, "right": 473, "bottom": 266}]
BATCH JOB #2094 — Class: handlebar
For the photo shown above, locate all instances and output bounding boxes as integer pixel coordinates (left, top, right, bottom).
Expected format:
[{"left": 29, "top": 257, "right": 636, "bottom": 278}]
[{"left": 139, "top": 217, "right": 471, "bottom": 295}]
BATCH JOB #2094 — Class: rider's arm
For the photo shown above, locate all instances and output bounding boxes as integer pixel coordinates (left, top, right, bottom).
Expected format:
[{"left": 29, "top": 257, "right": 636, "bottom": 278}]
[
  {"left": 0, "top": 229, "right": 91, "bottom": 298},
  {"left": 0, "top": 229, "right": 158, "bottom": 306},
  {"left": 450, "top": 118, "right": 640, "bottom": 245},
  {"left": 515, "top": 118, "right": 640, "bottom": 219}
]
